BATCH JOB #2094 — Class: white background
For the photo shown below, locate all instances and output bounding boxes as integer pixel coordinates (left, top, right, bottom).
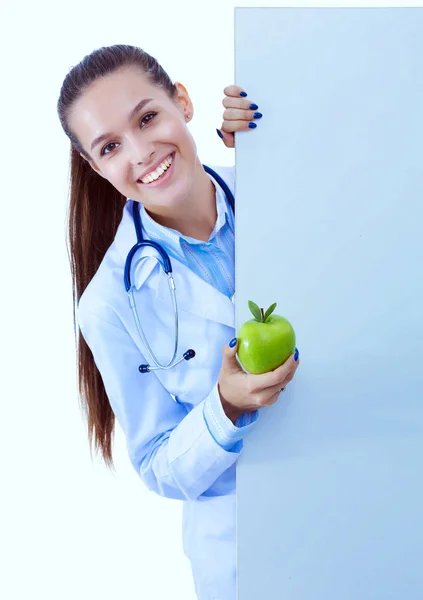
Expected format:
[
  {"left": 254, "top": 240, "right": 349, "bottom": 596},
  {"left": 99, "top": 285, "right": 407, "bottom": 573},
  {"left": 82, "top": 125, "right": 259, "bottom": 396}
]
[{"left": 1, "top": 1, "right": 421, "bottom": 598}]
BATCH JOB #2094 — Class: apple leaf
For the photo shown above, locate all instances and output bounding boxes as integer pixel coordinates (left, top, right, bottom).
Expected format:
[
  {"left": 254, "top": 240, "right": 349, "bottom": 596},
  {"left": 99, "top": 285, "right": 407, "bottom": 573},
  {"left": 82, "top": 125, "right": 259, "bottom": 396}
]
[
  {"left": 248, "top": 300, "right": 263, "bottom": 322},
  {"left": 264, "top": 302, "right": 277, "bottom": 322}
]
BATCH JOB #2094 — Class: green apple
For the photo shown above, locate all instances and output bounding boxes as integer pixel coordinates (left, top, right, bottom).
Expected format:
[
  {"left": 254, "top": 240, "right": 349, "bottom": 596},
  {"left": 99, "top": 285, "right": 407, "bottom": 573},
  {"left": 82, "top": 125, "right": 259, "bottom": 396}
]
[{"left": 237, "top": 301, "right": 296, "bottom": 374}]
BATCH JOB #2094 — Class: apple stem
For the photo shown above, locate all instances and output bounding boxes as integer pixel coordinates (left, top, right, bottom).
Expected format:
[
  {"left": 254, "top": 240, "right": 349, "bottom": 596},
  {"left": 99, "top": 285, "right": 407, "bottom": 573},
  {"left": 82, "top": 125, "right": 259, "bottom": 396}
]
[{"left": 260, "top": 307, "right": 265, "bottom": 322}]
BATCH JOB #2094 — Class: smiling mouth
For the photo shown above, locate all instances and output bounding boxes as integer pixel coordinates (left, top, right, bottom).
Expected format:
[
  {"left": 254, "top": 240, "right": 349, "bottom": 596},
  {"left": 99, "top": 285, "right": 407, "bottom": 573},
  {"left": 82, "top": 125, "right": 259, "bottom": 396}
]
[{"left": 137, "top": 152, "right": 174, "bottom": 184}]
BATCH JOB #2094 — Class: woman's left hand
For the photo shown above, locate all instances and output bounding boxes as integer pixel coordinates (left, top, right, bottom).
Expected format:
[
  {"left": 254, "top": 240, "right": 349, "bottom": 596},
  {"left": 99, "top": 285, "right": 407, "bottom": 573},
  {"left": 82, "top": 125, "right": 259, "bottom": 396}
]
[{"left": 217, "top": 85, "right": 262, "bottom": 148}]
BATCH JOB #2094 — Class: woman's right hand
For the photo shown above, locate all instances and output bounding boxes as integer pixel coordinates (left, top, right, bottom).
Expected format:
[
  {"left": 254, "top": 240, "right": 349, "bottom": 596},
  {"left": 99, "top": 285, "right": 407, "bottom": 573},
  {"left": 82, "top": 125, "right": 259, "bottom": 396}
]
[{"left": 217, "top": 338, "right": 300, "bottom": 423}]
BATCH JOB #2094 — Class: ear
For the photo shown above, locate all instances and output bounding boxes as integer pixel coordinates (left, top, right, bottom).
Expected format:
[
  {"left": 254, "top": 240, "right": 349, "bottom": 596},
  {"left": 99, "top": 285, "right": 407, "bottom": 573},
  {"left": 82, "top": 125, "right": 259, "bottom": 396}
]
[
  {"left": 174, "top": 81, "right": 194, "bottom": 121},
  {"left": 79, "top": 152, "right": 105, "bottom": 179}
]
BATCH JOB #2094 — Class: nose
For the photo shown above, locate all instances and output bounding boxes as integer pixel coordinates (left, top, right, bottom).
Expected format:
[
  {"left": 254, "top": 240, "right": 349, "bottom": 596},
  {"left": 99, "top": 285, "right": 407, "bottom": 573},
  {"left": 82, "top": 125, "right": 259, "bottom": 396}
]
[{"left": 126, "top": 132, "right": 155, "bottom": 166}]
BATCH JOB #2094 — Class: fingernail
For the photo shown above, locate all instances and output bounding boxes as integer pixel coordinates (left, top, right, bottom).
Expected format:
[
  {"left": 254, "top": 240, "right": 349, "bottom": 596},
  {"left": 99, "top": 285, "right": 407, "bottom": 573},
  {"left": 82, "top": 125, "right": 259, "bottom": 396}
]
[
  {"left": 248, "top": 122, "right": 257, "bottom": 129},
  {"left": 249, "top": 103, "right": 258, "bottom": 110},
  {"left": 294, "top": 348, "right": 299, "bottom": 361},
  {"left": 216, "top": 128, "right": 223, "bottom": 139},
  {"left": 253, "top": 112, "right": 263, "bottom": 119},
  {"left": 229, "top": 338, "right": 237, "bottom": 348},
  {"left": 240, "top": 91, "right": 247, "bottom": 97}
]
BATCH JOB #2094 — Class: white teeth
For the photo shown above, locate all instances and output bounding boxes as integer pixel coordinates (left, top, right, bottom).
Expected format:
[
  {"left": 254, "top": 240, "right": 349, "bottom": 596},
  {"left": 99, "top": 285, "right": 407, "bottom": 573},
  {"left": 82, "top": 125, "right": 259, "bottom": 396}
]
[{"left": 140, "top": 154, "right": 173, "bottom": 184}]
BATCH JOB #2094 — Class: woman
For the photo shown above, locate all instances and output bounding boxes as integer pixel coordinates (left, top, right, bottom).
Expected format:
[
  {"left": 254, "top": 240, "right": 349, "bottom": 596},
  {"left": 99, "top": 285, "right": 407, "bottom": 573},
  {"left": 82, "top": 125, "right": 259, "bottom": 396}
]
[{"left": 57, "top": 44, "right": 300, "bottom": 600}]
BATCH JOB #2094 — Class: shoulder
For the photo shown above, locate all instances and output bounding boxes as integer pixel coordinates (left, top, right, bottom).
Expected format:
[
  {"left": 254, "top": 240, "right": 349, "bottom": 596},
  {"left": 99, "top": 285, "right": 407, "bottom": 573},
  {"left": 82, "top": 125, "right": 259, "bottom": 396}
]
[
  {"left": 205, "top": 164, "right": 235, "bottom": 199},
  {"left": 77, "top": 241, "right": 126, "bottom": 332},
  {"left": 78, "top": 198, "right": 138, "bottom": 330},
  {"left": 210, "top": 164, "right": 235, "bottom": 177},
  {"left": 207, "top": 164, "right": 235, "bottom": 184}
]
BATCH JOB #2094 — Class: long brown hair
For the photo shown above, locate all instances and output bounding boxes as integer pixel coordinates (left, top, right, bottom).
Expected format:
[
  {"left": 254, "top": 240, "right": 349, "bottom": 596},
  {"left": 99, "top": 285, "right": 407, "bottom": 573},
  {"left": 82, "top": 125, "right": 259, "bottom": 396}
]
[{"left": 57, "top": 45, "right": 177, "bottom": 467}]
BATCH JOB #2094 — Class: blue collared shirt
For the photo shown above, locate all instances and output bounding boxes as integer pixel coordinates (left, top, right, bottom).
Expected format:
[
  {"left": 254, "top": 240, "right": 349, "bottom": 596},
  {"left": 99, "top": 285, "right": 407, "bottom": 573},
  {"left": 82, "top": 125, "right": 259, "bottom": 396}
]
[
  {"left": 139, "top": 167, "right": 259, "bottom": 451},
  {"left": 140, "top": 170, "right": 235, "bottom": 298}
]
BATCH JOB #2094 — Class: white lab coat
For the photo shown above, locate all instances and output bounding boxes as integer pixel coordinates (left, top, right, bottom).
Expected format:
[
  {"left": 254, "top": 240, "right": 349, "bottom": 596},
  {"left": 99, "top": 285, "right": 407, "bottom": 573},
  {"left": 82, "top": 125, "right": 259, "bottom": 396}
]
[{"left": 77, "top": 165, "right": 248, "bottom": 600}]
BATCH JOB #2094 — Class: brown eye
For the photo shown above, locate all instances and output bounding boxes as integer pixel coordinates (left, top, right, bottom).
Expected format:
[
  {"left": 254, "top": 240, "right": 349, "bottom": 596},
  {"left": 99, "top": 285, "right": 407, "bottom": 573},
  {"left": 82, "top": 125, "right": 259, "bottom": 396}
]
[
  {"left": 140, "top": 112, "right": 157, "bottom": 126},
  {"left": 101, "top": 142, "right": 118, "bottom": 156}
]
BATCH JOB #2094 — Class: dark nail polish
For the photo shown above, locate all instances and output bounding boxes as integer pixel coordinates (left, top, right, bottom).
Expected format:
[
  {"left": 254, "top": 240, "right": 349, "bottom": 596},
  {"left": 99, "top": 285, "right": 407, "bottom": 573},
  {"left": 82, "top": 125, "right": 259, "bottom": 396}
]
[
  {"left": 216, "top": 128, "right": 223, "bottom": 139},
  {"left": 240, "top": 91, "right": 247, "bottom": 97},
  {"left": 294, "top": 348, "right": 299, "bottom": 361},
  {"left": 253, "top": 112, "right": 263, "bottom": 119},
  {"left": 249, "top": 103, "right": 258, "bottom": 110},
  {"left": 248, "top": 122, "right": 257, "bottom": 128},
  {"left": 229, "top": 338, "right": 237, "bottom": 348}
]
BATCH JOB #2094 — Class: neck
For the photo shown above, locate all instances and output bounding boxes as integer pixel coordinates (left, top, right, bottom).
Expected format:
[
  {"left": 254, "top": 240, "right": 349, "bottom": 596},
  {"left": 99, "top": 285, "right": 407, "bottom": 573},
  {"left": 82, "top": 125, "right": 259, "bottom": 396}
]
[{"left": 143, "top": 158, "right": 217, "bottom": 242}]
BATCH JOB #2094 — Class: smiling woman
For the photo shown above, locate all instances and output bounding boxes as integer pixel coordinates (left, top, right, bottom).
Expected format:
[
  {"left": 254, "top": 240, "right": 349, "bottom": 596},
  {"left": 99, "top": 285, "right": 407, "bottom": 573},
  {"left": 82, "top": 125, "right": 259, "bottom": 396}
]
[
  {"left": 65, "top": 62, "right": 216, "bottom": 235},
  {"left": 56, "top": 43, "right": 298, "bottom": 600}
]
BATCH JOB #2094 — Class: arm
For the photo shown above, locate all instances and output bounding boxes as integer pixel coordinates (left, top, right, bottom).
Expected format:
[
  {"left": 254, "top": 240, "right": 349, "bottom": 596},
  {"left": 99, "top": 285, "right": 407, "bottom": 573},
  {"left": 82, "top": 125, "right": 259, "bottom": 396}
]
[{"left": 78, "top": 307, "right": 257, "bottom": 501}]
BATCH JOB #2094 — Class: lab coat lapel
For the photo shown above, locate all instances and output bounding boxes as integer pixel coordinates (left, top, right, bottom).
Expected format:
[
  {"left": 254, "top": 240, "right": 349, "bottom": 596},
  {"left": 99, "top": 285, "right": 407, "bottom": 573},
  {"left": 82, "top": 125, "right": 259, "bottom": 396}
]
[
  {"left": 169, "top": 258, "right": 235, "bottom": 328},
  {"left": 132, "top": 244, "right": 235, "bottom": 329}
]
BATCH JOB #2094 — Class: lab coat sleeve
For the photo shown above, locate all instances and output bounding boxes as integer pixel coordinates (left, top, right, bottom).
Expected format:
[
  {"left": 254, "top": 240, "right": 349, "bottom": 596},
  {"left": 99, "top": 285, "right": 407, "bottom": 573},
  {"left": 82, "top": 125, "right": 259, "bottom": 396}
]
[
  {"left": 77, "top": 307, "right": 257, "bottom": 501},
  {"left": 203, "top": 384, "right": 259, "bottom": 452}
]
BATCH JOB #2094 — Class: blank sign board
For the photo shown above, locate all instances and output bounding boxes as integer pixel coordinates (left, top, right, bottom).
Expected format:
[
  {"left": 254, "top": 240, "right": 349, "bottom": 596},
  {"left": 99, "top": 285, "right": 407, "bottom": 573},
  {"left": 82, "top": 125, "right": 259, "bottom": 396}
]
[{"left": 235, "top": 8, "right": 423, "bottom": 599}]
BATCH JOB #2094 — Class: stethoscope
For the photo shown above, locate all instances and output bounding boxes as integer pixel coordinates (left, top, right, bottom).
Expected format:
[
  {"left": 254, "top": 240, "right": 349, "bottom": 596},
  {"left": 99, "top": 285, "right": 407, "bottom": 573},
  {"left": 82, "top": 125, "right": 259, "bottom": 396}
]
[{"left": 124, "top": 165, "right": 235, "bottom": 374}]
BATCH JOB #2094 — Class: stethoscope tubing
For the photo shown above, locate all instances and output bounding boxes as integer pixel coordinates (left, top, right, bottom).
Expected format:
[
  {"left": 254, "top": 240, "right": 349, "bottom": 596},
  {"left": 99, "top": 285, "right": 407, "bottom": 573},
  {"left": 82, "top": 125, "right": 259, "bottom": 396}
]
[{"left": 124, "top": 165, "right": 235, "bottom": 373}]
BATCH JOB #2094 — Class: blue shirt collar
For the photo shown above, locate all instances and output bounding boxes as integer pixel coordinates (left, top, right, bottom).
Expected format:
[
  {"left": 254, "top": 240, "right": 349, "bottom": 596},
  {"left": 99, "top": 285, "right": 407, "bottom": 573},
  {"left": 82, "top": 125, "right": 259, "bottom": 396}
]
[{"left": 137, "top": 169, "right": 232, "bottom": 261}]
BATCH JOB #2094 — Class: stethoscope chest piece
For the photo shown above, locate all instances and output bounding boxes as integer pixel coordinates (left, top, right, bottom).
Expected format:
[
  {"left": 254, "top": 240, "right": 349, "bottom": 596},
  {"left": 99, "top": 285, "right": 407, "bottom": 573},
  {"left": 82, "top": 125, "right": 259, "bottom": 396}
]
[{"left": 139, "top": 349, "right": 196, "bottom": 373}]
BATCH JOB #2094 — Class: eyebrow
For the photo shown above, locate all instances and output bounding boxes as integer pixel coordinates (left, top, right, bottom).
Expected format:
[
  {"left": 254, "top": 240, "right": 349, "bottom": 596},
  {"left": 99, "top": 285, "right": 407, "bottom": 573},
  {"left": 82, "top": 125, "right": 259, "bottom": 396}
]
[{"left": 90, "top": 98, "right": 154, "bottom": 152}]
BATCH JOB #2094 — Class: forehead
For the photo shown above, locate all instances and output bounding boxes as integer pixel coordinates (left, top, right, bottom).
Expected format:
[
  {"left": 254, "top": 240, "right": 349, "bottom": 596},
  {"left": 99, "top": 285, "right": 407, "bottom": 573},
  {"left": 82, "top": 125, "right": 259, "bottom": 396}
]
[{"left": 68, "top": 67, "right": 169, "bottom": 152}]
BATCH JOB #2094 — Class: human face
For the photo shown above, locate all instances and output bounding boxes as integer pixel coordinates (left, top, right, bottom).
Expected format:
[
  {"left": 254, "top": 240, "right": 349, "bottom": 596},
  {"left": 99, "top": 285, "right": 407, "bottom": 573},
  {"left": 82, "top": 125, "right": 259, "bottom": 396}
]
[{"left": 68, "top": 66, "right": 198, "bottom": 211}]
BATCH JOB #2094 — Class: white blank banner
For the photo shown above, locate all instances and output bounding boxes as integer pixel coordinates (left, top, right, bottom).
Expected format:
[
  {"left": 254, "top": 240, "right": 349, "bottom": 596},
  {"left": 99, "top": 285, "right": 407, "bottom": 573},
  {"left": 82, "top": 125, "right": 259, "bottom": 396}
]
[{"left": 235, "top": 8, "right": 423, "bottom": 599}]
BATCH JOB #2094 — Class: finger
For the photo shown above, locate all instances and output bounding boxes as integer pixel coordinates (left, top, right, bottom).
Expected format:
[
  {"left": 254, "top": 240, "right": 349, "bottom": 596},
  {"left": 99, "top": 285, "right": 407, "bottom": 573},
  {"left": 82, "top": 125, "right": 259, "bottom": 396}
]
[
  {"left": 223, "top": 85, "right": 248, "bottom": 98},
  {"left": 255, "top": 362, "right": 300, "bottom": 405},
  {"left": 222, "top": 97, "right": 258, "bottom": 110},
  {"left": 248, "top": 354, "right": 300, "bottom": 391},
  {"left": 278, "top": 369, "right": 296, "bottom": 389},
  {"left": 260, "top": 389, "right": 283, "bottom": 408},
  {"left": 256, "top": 358, "right": 300, "bottom": 403},
  {"left": 223, "top": 108, "right": 261, "bottom": 122},
  {"left": 221, "top": 338, "right": 244, "bottom": 373},
  {"left": 264, "top": 371, "right": 295, "bottom": 398},
  {"left": 269, "top": 389, "right": 284, "bottom": 404},
  {"left": 277, "top": 358, "right": 300, "bottom": 389},
  {"left": 217, "top": 128, "right": 235, "bottom": 148},
  {"left": 221, "top": 120, "right": 256, "bottom": 134}
]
